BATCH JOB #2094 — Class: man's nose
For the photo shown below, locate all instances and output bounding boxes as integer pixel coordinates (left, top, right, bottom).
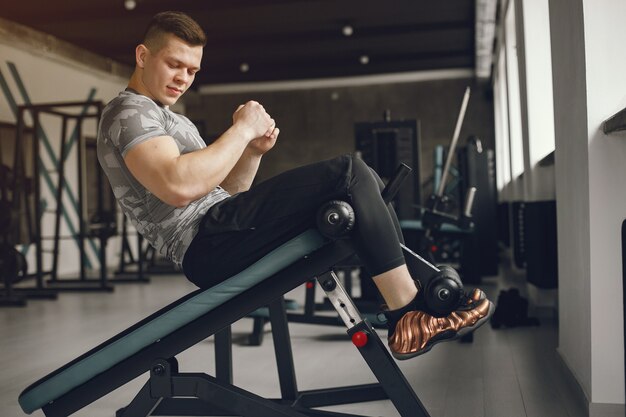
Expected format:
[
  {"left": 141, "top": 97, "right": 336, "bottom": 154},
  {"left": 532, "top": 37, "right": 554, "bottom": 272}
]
[{"left": 174, "top": 70, "right": 188, "bottom": 84}]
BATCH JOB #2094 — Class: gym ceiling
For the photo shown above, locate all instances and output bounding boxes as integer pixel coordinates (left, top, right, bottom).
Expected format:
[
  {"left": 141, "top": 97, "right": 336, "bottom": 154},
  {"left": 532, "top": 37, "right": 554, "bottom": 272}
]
[{"left": 0, "top": 0, "right": 484, "bottom": 86}]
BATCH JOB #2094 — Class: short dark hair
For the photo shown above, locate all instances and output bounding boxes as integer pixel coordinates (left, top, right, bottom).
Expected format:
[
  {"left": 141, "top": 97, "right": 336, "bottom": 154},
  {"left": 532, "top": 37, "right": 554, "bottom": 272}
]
[{"left": 143, "top": 11, "right": 207, "bottom": 51}]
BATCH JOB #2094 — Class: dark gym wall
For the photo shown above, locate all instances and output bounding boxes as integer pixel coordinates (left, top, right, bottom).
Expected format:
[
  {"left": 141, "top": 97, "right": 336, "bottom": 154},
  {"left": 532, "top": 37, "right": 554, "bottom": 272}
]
[{"left": 184, "top": 77, "right": 495, "bottom": 185}]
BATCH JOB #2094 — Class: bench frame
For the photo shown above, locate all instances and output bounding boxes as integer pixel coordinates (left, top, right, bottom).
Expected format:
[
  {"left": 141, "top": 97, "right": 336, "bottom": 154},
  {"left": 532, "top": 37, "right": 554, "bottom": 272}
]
[{"left": 39, "top": 240, "right": 431, "bottom": 417}]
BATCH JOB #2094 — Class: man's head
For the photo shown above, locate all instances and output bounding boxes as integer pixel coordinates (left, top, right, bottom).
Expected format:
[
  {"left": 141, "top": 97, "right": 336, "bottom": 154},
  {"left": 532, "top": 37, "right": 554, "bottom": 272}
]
[
  {"left": 130, "top": 11, "right": 206, "bottom": 106},
  {"left": 143, "top": 11, "right": 207, "bottom": 52}
]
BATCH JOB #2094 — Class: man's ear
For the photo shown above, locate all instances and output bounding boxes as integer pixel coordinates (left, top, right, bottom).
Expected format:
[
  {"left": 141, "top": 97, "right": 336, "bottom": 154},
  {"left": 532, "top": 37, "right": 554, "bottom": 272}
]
[{"left": 136, "top": 44, "right": 149, "bottom": 69}]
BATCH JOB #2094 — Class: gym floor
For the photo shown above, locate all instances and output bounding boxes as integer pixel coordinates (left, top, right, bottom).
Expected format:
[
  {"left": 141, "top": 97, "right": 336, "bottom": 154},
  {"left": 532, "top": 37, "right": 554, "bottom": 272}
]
[{"left": 1, "top": 266, "right": 587, "bottom": 417}]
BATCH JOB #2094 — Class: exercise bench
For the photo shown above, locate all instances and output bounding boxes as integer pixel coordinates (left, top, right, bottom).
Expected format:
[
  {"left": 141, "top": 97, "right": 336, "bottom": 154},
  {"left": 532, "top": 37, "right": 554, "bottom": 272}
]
[{"left": 19, "top": 166, "right": 453, "bottom": 417}]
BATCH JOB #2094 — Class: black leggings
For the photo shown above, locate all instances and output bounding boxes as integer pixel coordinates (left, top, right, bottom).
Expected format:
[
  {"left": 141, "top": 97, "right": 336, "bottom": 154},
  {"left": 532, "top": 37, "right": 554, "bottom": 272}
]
[{"left": 182, "top": 154, "right": 406, "bottom": 289}]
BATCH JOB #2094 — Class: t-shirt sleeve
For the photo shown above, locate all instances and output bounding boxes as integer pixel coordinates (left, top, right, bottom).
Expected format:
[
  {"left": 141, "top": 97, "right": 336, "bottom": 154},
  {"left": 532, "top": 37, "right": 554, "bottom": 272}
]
[{"left": 105, "top": 97, "right": 169, "bottom": 156}]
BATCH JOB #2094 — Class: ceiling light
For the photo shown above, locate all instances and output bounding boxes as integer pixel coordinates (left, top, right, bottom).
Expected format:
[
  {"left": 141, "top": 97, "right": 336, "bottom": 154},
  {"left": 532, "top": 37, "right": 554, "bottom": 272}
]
[
  {"left": 124, "top": 0, "right": 137, "bottom": 10},
  {"left": 342, "top": 25, "right": 354, "bottom": 37},
  {"left": 359, "top": 55, "right": 369, "bottom": 65},
  {"left": 239, "top": 62, "right": 250, "bottom": 73}
]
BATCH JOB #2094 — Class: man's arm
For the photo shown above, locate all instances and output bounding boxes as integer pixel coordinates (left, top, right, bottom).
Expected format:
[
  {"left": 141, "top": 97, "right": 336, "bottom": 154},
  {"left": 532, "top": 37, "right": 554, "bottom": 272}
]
[
  {"left": 124, "top": 101, "right": 274, "bottom": 207},
  {"left": 219, "top": 127, "right": 280, "bottom": 194}
]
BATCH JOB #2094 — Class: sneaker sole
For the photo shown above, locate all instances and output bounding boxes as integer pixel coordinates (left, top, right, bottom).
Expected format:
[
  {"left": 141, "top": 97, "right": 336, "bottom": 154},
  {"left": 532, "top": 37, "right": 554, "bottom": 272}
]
[{"left": 391, "top": 301, "right": 495, "bottom": 360}]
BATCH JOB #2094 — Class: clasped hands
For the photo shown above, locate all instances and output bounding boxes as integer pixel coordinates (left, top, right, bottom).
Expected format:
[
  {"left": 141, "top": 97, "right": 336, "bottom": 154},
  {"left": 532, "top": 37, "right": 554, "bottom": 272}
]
[{"left": 233, "top": 100, "right": 279, "bottom": 156}]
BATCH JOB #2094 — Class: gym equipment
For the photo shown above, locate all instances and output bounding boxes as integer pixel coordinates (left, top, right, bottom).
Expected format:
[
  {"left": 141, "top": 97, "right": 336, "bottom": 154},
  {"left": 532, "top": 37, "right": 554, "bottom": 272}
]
[
  {"left": 456, "top": 137, "right": 498, "bottom": 281},
  {"left": 0, "top": 159, "right": 26, "bottom": 306},
  {"left": 18, "top": 165, "right": 469, "bottom": 417},
  {"left": 0, "top": 242, "right": 28, "bottom": 307},
  {"left": 245, "top": 164, "right": 458, "bottom": 344},
  {"left": 420, "top": 87, "right": 476, "bottom": 236},
  {"left": 511, "top": 198, "right": 558, "bottom": 288},
  {"left": 342, "top": 118, "right": 422, "bottom": 321},
  {"left": 315, "top": 200, "right": 356, "bottom": 238},
  {"left": 490, "top": 288, "right": 540, "bottom": 329},
  {"left": 0, "top": 127, "right": 52, "bottom": 305},
  {"left": 355, "top": 115, "right": 422, "bottom": 219},
  {"left": 11, "top": 101, "right": 115, "bottom": 293},
  {"left": 397, "top": 87, "right": 474, "bottom": 271}
]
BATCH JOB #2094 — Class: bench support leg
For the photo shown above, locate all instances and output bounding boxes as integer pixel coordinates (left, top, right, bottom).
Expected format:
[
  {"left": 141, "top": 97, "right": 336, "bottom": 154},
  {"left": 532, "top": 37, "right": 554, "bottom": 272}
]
[
  {"left": 119, "top": 358, "right": 314, "bottom": 417},
  {"left": 269, "top": 297, "right": 299, "bottom": 401},
  {"left": 214, "top": 326, "right": 233, "bottom": 383},
  {"left": 316, "top": 270, "right": 432, "bottom": 417}
]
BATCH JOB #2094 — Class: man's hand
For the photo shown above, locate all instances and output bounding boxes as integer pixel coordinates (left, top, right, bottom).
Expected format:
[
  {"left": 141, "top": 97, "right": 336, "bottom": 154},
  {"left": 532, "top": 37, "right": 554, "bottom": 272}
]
[
  {"left": 248, "top": 126, "right": 279, "bottom": 156},
  {"left": 233, "top": 101, "right": 279, "bottom": 156},
  {"left": 232, "top": 101, "right": 275, "bottom": 141}
]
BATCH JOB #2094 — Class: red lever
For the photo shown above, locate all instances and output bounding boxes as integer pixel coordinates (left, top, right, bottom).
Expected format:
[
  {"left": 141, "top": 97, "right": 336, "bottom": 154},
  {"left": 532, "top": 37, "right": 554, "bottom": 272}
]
[
  {"left": 351, "top": 331, "right": 368, "bottom": 348},
  {"left": 305, "top": 281, "right": 315, "bottom": 289}
]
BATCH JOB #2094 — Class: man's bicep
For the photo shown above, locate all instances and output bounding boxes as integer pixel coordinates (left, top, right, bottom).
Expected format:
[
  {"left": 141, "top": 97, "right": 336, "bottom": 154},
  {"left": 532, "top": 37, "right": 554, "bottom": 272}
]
[{"left": 124, "top": 135, "right": 180, "bottom": 193}]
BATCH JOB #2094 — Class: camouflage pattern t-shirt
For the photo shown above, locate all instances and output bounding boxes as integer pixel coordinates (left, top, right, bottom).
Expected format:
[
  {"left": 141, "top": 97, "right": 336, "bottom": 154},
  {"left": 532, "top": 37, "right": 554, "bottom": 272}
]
[{"left": 97, "top": 89, "right": 230, "bottom": 266}]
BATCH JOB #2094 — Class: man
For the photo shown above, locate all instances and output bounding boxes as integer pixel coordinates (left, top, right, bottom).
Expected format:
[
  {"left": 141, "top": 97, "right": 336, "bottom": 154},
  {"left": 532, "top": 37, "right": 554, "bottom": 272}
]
[{"left": 97, "top": 11, "right": 493, "bottom": 360}]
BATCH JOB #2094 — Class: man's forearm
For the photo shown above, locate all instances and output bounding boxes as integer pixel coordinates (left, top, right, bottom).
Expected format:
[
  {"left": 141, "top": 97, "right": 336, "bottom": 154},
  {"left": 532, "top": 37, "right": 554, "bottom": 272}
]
[{"left": 220, "top": 148, "right": 262, "bottom": 194}]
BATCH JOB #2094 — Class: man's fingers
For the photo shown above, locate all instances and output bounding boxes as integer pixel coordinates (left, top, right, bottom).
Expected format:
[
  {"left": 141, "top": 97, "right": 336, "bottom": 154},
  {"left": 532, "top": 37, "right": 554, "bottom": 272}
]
[
  {"left": 232, "top": 100, "right": 276, "bottom": 139},
  {"left": 265, "top": 119, "right": 276, "bottom": 137},
  {"left": 267, "top": 127, "right": 280, "bottom": 140}
]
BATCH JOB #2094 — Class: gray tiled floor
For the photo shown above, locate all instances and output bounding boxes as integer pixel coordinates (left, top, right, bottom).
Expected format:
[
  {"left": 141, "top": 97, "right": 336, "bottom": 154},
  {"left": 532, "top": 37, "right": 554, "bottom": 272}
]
[{"left": 1, "top": 269, "right": 587, "bottom": 417}]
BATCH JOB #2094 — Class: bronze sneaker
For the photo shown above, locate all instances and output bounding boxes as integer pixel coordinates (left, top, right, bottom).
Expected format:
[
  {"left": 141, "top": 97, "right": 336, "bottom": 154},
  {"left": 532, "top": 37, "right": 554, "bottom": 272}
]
[{"left": 388, "top": 289, "right": 494, "bottom": 360}]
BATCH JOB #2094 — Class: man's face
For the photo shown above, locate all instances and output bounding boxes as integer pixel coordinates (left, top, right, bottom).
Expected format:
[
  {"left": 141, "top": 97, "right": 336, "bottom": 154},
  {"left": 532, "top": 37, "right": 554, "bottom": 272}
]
[{"left": 138, "top": 34, "right": 202, "bottom": 106}]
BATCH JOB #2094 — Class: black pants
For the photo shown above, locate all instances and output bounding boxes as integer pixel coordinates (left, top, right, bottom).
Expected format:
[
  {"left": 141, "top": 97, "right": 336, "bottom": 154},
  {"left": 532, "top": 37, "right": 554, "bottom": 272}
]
[{"left": 182, "top": 154, "right": 406, "bottom": 289}]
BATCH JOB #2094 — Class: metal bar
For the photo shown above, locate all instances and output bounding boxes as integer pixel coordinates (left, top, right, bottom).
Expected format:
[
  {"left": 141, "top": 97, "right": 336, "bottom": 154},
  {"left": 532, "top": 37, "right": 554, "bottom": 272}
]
[
  {"left": 463, "top": 186, "right": 477, "bottom": 217},
  {"left": 316, "top": 271, "right": 362, "bottom": 329},
  {"left": 116, "top": 379, "right": 162, "bottom": 417},
  {"left": 317, "top": 272, "right": 431, "bottom": 417},
  {"left": 138, "top": 233, "right": 146, "bottom": 281},
  {"left": 380, "top": 163, "right": 411, "bottom": 205},
  {"left": 214, "top": 326, "right": 233, "bottom": 384},
  {"left": 295, "top": 383, "right": 386, "bottom": 408},
  {"left": 98, "top": 230, "right": 107, "bottom": 287},
  {"left": 76, "top": 118, "right": 87, "bottom": 281},
  {"left": 269, "top": 297, "right": 299, "bottom": 401},
  {"left": 117, "top": 216, "right": 129, "bottom": 273},
  {"left": 32, "top": 110, "right": 44, "bottom": 290},
  {"left": 12, "top": 108, "right": 23, "bottom": 232},
  {"left": 14, "top": 101, "right": 103, "bottom": 111},
  {"left": 401, "top": 243, "right": 439, "bottom": 280},
  {"left": 43, "top": 281, "right": 114, "bottom": 292},
  {"left": 176, "top": 373, "right": 309, "bottom": 417},
  {"left": 290, "top": 408, "right": 365, "bottom": 417},
  {"left": 347, "top": 321, "right": 431, "bottom": 417},
  {"left": 286, "top": 313, "right": 342, "bottom": 327},
  {"left": 152, "top": 398, "right": 233, "bottom": 416},
  {"left": 51, "top": 117, "right": 68, "bottom": 282},
  {"left": 437, "top": 86, "right": 471, "bottom": 197}
]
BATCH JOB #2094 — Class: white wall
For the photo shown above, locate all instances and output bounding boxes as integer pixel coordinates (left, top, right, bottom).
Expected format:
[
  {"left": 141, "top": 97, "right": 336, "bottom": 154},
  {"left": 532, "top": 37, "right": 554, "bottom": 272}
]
[
  {"left": 582, "top": 0, "right": 626, "bottom": 410},
  {"left": 0, "top": 24, "right": 128, "bottom": 277},
  {"left": 549, "top": 0, "right": 625, "bottom": 413},
  {"left": 550, "top": 0, "right": 593, "bottom": 403}
]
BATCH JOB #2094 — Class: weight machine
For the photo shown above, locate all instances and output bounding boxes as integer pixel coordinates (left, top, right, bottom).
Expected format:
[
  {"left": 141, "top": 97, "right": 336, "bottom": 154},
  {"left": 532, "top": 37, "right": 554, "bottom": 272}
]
[{"left": 11, "top": 101, "right": 116, "bottom": 294}]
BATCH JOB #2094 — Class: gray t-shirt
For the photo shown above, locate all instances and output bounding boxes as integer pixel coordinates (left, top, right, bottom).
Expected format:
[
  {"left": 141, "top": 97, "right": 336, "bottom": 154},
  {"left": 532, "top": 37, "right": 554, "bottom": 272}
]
[{"left": 97, "top": 90, "right": 230, "bottom": 266}]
